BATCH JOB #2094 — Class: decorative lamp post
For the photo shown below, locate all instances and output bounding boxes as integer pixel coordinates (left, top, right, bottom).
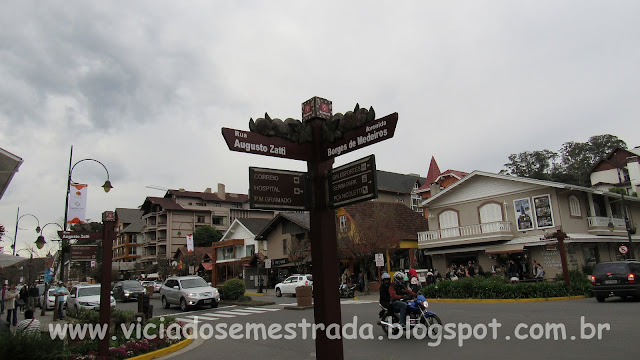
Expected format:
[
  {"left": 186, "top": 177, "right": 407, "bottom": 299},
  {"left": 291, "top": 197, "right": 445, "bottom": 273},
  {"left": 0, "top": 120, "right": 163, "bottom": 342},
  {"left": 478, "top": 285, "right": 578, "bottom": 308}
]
[
  {"left": 12, "top": 208, "right": 41, "bottom": 256},
  {"left": 60, "top": 145, "right": 113, "bottom": 283}
]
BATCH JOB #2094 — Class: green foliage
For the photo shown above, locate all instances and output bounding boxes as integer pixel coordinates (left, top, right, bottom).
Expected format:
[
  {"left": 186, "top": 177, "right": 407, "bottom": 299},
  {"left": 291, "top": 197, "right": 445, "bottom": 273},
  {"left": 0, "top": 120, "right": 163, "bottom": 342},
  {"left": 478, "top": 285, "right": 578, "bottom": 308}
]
[
  {"left": 68, "top": 306, "right": 100, "bottom": 324},
  {"left": 193, "top": 225, "right": 223, "bottom": 247},
  {"left": 502, "top": 134, "right": 626, "bottom": 186},
  {"left": 221, "top": 278, "right": 246, "bottom": 300},
  {"left": 238, "top": 295, "right": 252, "bottom": 302},
  {"left": 0, "top": 331, "right": 65, "bottom": 360},
  {"left": 420, "top": 275, "right": 592, "bottom": 299}
]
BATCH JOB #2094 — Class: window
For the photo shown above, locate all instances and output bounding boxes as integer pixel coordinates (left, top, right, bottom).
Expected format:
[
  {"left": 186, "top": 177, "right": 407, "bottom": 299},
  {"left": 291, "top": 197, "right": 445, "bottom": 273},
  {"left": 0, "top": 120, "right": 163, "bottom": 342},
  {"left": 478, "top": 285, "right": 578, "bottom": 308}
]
[
  {"left": 246, "top": 245, "right": 255, "bottom": 257},
  {"left": 339, "top": 215, "right": 347, "bottom": 232},
  {"left": 479, "top": 202, "right": 503, "bottom": 232},
  {"left": 196, "top": 216, "right": 205, "bottom": 223},
  {"left": 212, "top": 216, "right": 225, "bottom": 226},
  {"left": 222, "top": 247, "right": 234, "bottom": 260},
  {"left": 195, "top": 202, "right": 207, "bottom": 206},
  {"left": 569, "top": 196, "right": 581, "bottom": 217},
  {"left": 439, "top": 210, "right": 460, "bottom": 237},
  {"left": 129, "top": 247, "right": 137, "bottom": 255},
  {"left": 411, "top": 194, "right": 422, "bottom": 212},
  {"left": 283, "top": 239, "right": 288, "bottom": 254}
]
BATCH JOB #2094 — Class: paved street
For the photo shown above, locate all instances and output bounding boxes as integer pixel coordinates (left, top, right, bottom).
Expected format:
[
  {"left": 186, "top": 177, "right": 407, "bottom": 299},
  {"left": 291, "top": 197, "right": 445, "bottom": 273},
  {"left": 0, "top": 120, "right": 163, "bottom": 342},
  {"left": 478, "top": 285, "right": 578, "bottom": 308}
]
[{"left": 152, "top": 297, "right": 639, "bottom": 360}]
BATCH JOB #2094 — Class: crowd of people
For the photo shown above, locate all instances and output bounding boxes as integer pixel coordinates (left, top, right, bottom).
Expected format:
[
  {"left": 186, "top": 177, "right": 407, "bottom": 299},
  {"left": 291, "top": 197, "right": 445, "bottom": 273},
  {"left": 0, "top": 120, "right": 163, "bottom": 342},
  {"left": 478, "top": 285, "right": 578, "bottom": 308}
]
[{"left": 1, "top": 280, "right": 68, "bottom": 335}]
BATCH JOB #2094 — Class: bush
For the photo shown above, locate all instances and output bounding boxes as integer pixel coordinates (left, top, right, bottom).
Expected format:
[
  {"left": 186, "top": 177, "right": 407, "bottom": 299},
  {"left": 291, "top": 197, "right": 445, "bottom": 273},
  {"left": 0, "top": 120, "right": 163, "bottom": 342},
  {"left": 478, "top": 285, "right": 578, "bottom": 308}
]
[
  {"left": 0, "top": 332, "right": 65, "bottom": 360},
  {"left": 420, "top": 275, "right": 592, "bottom": 299},
  {"left": 238, "top": 295, "right": 252, "bottom": 302},
  {"left": 221, "top": 278, "right": 246, "bottom": 300}
]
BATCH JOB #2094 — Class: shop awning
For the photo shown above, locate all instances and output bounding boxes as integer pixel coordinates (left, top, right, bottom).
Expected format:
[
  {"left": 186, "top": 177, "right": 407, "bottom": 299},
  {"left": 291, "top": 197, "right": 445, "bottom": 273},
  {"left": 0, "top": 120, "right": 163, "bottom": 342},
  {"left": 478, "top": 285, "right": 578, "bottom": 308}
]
[
  {"left": 485, "top": 243, "right": 525, "bottom": 254},
  {"left": 424, "top": 246, "right": 491, "bottom": 256}
]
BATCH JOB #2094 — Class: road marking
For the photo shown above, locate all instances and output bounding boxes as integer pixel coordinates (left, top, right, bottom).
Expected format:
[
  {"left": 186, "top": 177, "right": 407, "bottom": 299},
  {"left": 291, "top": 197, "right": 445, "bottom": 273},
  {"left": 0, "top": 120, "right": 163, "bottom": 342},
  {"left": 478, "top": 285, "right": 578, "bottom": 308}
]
[
  {"left": 187, "top": 315, "right": 219, "bottom": 321},
  {"left": 205, "top": 312, "right": 237, "bottom": 318},
  {"left": 278, "top": 303, "right": 298, "bottom": 306},
  {"left": 161, "top": 304, "right": 236, "bottom": 317},
  {"left": 225, "top": 309, "right": 266, "bottom": 314},
  {"left": 214, "top": 310, "right": 252, "bottom": 316},
  {"left": 175, "top": 318, "right": 197, "bottom": 323},
  {"left": 244, "top": 307, "right": 281, "bottom": 312}
]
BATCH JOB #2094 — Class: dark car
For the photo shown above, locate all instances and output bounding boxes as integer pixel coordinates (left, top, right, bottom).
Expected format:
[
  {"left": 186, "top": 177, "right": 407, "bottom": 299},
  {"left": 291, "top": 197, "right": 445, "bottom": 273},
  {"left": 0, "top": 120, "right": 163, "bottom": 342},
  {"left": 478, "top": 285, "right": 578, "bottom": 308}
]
[
  {"left": 591, "top": 260, "right": 640, "bottom": 302},
  {"left": 112, "top": 280, "right": 146, "bottom": 302}
]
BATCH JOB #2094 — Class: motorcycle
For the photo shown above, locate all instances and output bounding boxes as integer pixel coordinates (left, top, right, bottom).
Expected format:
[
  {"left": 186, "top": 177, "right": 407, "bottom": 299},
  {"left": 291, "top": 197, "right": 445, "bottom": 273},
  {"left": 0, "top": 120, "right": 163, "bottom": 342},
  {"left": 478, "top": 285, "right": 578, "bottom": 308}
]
[
  {"left": 378, "top": 294, "right": 442, "bottom": 337},
  {"left": 339, "top": 283, "right": 357, "bottom": 298}
]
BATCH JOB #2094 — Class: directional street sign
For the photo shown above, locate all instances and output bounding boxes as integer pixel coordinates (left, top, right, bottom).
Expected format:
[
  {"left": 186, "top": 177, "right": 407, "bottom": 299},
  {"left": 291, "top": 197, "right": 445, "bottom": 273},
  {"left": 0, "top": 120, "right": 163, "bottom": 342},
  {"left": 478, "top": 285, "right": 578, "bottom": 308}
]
[
  {"left": 323, "top": 113, "right": 398, "bottom": 160},
  {"left": 70, "top": 245, "right": 98, "bottom": 261},
  {"left": 221, "top": 128, "right": 313, "bottom": 161},
  {"left": 328, "top": 155, "right": 377, "bottom": 208},
  {"left": 249, "top": 167, "right": 309, "bottom": 210},
  {"left": 58, "top": 231, "right": 102, "bottom": 241}
]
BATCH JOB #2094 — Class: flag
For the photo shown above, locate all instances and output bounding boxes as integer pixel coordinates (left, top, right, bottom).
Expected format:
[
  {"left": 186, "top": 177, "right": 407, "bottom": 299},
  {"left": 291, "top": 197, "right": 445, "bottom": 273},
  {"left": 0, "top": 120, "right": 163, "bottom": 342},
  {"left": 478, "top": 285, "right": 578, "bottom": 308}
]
[
  {"left": 67, "top": 184, "right": 88, "bottom": 224},
  {"left": 186, "top": 234, "right": 194, "bottom": 252}
]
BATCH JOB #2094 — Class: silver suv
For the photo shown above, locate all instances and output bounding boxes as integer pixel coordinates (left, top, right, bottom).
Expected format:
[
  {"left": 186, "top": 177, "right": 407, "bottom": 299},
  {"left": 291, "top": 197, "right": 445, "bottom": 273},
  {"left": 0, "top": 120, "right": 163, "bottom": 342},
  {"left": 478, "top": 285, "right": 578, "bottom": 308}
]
[{"left": 160, "top": 276, "right": 220, "bottom": 311}]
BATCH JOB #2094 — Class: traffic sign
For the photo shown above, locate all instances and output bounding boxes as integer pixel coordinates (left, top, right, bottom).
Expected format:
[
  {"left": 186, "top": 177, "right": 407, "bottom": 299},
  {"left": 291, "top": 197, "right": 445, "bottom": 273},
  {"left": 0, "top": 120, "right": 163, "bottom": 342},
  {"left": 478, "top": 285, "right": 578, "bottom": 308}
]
[
  {"left": 323, "top": 113, "right": 398, "bottom": 160},
  {"left": 328, "top": 155, "right": 377, "bottom": 208},
  {"left": 221, "top": 128, "right": 313, "bottom": 161},
  {"left": 57, "top": 231, "right": 102, "bottom": 241},
  {"left": 249, "top": 167, "right": 309, "bottom": 210},
  {"left": 619, "top": 245, "right": 629, "bottom": 254}
]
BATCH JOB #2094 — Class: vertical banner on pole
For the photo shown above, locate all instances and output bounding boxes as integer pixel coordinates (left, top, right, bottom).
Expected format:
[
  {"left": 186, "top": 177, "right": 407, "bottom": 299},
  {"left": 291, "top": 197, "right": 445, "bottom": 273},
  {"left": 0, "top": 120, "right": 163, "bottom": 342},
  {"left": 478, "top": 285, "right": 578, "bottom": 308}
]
[
  {"left": 67, "top": 184, "right": 88, "bottom": 224},
  {"left": 186, "top": 234, "right": 194, "bottom": 252}
]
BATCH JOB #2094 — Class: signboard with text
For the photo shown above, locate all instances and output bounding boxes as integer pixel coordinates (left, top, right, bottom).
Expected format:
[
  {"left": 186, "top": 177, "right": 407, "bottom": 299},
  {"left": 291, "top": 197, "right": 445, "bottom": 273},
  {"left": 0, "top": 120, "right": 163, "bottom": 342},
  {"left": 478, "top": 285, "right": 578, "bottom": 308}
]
[
  {"left": 249, "top": 167, "right": 309, "bottom": 210},
  {"left": 328, "top": 155, "right": 377, "bottom": 208},
  {"left": 222, "top": 128, "right": 313, "bottom": 161},
  {"left": 323, "top": 113, "right": 397, "bottom": 160},
  {"left": 58, "top": 231, "right": 103, "bottom": 241},
  {"left": 70, "top": 245, "right": 98, "bottom": 261}
]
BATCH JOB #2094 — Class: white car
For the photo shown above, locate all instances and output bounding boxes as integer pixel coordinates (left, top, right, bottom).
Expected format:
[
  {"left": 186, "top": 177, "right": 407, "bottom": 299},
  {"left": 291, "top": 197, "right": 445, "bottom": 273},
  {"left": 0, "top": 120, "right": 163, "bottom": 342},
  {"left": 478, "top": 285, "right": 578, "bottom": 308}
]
[
  {"left": 160, "top": 276, "right": 220, "bottom": 311},
  {"left": 45, "top": 288, "right": 68, "bottom": 310},
  {"left": 66, "top": 284, "right": 116, "bottom": 311},
  {"left": 275, "top": 274, "right": 313, "bottom": 297}
]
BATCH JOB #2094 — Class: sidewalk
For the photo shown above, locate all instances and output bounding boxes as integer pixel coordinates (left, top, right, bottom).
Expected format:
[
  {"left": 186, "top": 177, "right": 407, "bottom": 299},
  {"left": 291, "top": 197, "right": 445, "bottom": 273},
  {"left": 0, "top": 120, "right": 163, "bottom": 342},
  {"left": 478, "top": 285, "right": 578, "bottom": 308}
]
[{"left": 7, "top": 307, "right": 69, "bottom": 334}]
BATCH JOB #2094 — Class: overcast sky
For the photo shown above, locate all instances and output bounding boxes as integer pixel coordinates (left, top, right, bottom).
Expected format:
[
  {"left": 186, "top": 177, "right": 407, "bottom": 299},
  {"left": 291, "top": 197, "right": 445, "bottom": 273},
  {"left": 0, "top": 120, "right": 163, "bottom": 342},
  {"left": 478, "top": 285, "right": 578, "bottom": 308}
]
[{"left": 2, "top": 1, "right": 639, "bottom": 257}]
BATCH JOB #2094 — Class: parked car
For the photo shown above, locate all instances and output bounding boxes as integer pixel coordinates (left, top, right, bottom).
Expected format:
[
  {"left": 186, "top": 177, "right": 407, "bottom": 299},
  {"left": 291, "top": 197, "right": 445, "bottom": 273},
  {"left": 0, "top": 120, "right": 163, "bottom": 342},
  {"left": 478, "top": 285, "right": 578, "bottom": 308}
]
[
  {"left": 275, "top": 274, "right": 313, "bottom": 297},
  {"left": 160, "top": 276, "right": 220, "bottom": 311},
  {"left": 45, "top": 288, "right": 68, "bottom": 310},
  {"left": 112, "top": 280, "right": 146, "bottom": 302},
  {"left": 591, "top": 260, "right": 640, "bottom": 302},
  {"left": 66, "top": 284, "right": 116, "bottom": 311}
]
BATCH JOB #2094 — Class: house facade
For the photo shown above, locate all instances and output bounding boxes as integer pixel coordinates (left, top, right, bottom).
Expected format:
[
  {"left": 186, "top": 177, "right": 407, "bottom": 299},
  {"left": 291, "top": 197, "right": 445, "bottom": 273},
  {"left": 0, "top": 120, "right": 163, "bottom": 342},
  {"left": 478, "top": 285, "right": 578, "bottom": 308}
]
[
  {"left": 113, "top": 208, "right": 144, "bottom": 264},
  {"left": 590, "top": 147, "right": 640, "bottom": 195},
  {"left": 375, "top": 170, "right": 426, "bottom": 214},
  {"left": 418, "top": 171, "right": 640, "bottom": 279},
  {"left": 211, "top": 218, "right": 271, "bottom": 288},
  {"left": 139, "top": 183, "right": 274, "bottom": 270}
]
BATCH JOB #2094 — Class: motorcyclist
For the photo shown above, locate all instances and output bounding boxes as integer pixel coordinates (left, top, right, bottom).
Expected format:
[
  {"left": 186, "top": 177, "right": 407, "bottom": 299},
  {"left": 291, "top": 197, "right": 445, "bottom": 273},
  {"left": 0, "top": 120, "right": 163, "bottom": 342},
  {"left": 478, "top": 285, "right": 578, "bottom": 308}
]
[
  {"left": 379, "top": 272, "right": 392, "bottom": 309},
  {"left": 388, "top": 272, "right": 416, "bottom": 328}
]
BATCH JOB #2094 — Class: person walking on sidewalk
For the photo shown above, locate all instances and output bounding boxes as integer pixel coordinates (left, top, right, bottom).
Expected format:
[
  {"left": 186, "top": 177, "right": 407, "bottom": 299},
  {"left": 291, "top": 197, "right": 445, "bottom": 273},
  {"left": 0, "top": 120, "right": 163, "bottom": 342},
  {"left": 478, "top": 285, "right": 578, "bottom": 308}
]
[
  {"left": 28, "top": 281, "right": 40, "bottom": 311},
  {"left": 4, "top": 284, "right": 19, "bottom": 326}
]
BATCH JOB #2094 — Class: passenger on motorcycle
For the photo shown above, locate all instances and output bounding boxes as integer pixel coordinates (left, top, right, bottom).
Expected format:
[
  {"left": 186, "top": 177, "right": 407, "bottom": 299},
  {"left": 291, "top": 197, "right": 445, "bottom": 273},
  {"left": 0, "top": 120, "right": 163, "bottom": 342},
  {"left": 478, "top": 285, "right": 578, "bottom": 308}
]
[{"left": 380, "top": 271, "right": 416, "bottom": 328}]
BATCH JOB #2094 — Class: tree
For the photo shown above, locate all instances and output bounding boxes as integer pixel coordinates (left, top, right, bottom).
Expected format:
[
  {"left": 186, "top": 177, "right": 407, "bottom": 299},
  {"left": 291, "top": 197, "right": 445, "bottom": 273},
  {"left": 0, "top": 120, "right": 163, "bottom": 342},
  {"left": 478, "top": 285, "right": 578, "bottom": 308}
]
[
  {"left": 337, "top": 209, "right": 402, "bottom": 295},
  {"left": 502, "top": 134, "right": 627, "bottom": 186},
  {"left": 287, "top": 234, "right": 311, "bottom": 274},
  {"left": 193, "top": 226, "right": 223, "bottom": 247}
]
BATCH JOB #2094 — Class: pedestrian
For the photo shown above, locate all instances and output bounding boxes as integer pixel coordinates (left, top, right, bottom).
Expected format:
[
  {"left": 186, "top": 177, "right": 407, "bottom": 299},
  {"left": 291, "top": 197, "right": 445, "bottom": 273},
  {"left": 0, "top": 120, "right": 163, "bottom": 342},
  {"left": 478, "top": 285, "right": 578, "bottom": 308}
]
[
  {"left": 4, "top": 284, "right": 19, "bottom": 326},
  {"left": 466, "top": 261, "right": 476, "bottom": 277},
  {"left": 16, "top": 308, "right": 41, "bottom": 336},
  {"left": 28, "top": 281, "right": 40, "bottom": 311},
  {"left": 535, "top": 264, "right": 545, "bottom": 280},
  {"left": 358, "top": 272, "right": 364, "bottom": 292},
  {"left": 1, "top": 282, "right": 6, "bottom": 314},
  {"left": 18, "top": 283, "right": 29, "bottom": 312},
  {"left": 53, "top": 281, "right": 69, "bottom": 320},
  {"left": 508, "top": 259, "right": 520, "bottom": 283},
  {"left": 532, "top": 260, "right": 539, "bottom": 277}
]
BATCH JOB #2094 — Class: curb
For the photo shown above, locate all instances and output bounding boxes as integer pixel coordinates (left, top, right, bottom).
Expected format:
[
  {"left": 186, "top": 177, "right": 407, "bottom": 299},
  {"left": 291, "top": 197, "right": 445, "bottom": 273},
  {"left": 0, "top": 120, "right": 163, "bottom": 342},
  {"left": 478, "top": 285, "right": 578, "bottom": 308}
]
[
  {"left": 245, "top": 292, "right": 265, "bottom": 297},
  {"left": 283, "top": 305, "right": 314, "bottom": 310},
  {"left": 126, "top": 338, "right": 193, "bottom": 360},
  {"left": 427, "top": 295, "right": 587, "bottom": 303}
]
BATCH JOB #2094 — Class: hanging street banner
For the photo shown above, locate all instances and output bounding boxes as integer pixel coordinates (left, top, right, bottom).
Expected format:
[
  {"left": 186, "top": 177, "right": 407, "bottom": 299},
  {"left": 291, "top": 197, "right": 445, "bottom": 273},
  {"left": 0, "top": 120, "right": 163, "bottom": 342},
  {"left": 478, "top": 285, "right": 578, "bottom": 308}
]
[
  {"left": 186, "top": 234, "right": 194, "bottom": 252},
  {"left": 221, "top": 128, "right": 313, "bottom": 161},
  {"left": 249, "top": 167, "right": 309, "bottom": 210},
  {"left": 323, "top": 113, "right": 398, "bottom": 160},
  {"left": 70, "top": 245, "right": 98, "bottom": 261},
  {"left": 67, "top": 184, "right": 88, "bottom": 224},
  {"left": 328, "top": 155, "right": 377, "bottom": 208}
]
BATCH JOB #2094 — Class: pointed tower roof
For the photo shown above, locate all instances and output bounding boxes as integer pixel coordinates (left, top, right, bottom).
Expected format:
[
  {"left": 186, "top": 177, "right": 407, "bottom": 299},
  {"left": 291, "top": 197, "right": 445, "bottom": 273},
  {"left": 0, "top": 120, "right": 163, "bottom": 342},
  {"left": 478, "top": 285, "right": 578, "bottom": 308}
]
[{"left": 425, "top": 156, "right": 441, "bottom": 185}]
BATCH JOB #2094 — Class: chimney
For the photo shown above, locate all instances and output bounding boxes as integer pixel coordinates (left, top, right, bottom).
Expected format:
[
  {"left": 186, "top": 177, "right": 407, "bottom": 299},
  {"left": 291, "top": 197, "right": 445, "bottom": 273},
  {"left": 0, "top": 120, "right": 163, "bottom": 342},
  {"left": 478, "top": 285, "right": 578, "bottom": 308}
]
[
  {"left": 217, "top": 183, "right": 226, "bottom": 200},
  {"left": 178, "top": 188, "right": 185, "bottom": 192},
  {"left": 204, "top": 188, "right": 212, "bottom": 193},
  {"left": 430, "top": 182, "right": 440, "bottom": 196}
]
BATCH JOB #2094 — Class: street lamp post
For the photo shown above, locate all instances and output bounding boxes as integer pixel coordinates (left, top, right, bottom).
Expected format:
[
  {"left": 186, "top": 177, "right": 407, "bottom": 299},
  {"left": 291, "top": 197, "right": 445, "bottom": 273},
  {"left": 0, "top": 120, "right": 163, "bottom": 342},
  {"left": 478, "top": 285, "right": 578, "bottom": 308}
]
[
  {"left": 615, "top": 168, "right": 635, "bottom": 259},
  {"left": 12, "top": 208, "right": 41, "bottom": 256},
  {"left": 60, "top": 146, "right": 113, "bottom": 283}
]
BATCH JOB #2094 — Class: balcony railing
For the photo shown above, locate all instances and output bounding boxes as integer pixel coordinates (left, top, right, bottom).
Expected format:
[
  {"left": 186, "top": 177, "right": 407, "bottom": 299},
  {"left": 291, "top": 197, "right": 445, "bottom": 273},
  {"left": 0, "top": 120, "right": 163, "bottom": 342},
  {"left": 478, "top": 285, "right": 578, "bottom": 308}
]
[
  {"left": 587, "top": 216, "right": 626, "bottom": 228},
  {"left": 418, "top": 221, "right": 512, "bottom": 242}
]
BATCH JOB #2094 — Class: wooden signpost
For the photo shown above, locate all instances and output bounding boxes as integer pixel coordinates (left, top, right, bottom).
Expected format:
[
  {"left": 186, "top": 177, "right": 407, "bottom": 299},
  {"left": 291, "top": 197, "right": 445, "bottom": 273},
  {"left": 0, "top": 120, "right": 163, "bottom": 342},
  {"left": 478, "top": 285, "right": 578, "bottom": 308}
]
[{"left": 222, "top": 97, "right": 398, "bottom": 359}]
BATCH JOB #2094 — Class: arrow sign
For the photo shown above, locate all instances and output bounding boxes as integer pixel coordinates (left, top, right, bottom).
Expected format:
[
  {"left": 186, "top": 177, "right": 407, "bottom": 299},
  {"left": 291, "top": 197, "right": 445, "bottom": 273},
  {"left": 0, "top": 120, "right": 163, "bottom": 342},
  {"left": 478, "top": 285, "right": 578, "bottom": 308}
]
[
  {"left": 323, "top": 113, "right": 398, "bottom": 160},
  {"left": 249, "top": 167, "right": 310, "bottom": 210},
  {"left": 328, "top": 155, "right": 377, "bottom": 208},
  {"left": 221, "top": 128, "right": 313, "bottom": 161}
]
